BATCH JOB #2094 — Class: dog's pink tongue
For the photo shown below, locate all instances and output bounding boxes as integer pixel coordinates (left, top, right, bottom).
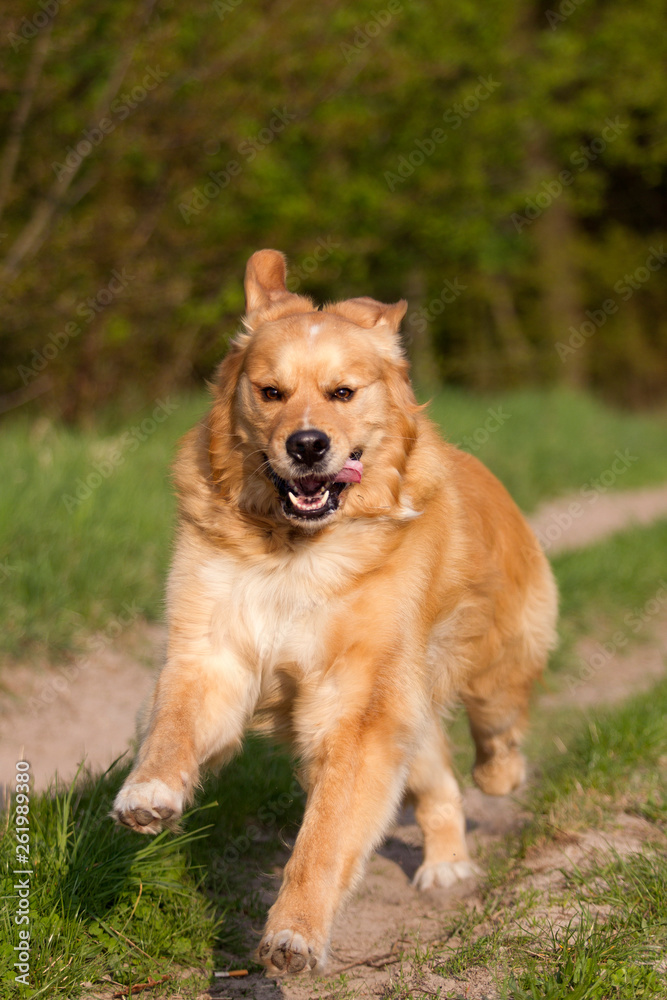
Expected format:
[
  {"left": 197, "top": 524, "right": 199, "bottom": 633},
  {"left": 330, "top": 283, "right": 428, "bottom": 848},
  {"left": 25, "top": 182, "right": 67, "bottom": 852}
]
[{"left": 333, "top": 458, "right": 363, "bottom": 483}]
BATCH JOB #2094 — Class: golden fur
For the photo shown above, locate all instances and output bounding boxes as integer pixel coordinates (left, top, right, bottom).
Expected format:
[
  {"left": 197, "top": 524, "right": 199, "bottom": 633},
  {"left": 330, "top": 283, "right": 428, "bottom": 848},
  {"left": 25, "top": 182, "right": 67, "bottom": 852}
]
[{"left": 113, "top": 250, "right": 558, "bottom": 975}]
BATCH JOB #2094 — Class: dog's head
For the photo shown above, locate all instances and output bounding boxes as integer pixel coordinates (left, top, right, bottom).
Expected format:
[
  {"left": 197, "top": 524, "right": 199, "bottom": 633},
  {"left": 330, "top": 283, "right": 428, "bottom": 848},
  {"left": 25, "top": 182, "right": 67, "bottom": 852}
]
[{"left": 208, "top": 249, "right": 421, "bottom": 532}]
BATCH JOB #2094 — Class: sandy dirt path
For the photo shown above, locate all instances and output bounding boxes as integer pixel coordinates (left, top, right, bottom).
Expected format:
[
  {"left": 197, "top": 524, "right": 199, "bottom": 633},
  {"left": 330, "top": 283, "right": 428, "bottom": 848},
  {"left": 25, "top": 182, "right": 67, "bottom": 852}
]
[
  {"left": 529, "top": 481, "right": 667, "bottom": 555},
  {"left": 0, "top": 624, "right": 163, "bottom": 792}
]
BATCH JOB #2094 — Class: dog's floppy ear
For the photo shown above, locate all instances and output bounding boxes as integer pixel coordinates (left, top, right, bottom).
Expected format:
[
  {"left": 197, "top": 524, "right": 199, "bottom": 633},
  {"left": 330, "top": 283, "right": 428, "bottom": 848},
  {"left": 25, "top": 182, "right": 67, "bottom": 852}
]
[
  {"left": 325, "top": 296, "right": 408, "bottom": 332},
  {"left": 243, "top": 249, "right": 314, "bottom": 329}
]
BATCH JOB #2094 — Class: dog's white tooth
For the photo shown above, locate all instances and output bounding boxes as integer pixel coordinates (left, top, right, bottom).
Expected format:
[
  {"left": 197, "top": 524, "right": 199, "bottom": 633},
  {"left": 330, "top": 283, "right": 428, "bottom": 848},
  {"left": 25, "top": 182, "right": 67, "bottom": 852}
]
[
  {"left": 288, "top": 491, "right": 299, "bottom": 505},
  {"left": 322, "top": 490, "right": 329, "bottom": 505}
]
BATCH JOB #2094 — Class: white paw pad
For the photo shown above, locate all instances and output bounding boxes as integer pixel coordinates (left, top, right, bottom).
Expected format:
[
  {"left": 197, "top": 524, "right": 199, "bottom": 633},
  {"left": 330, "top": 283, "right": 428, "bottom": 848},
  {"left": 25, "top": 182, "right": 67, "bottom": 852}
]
[
  {"left": 111, "top": 778, "right": 184, "bottom": 834},
  {"left": 257, "top": 928, "right": 320, "bottom": 974}
]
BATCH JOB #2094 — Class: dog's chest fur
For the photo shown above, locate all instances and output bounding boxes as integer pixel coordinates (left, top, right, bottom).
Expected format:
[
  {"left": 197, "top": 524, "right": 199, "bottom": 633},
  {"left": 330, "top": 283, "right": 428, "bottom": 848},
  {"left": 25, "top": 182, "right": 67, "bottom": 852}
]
[{"left": 197, "top": 531, "right": 364, "bottom": 676}]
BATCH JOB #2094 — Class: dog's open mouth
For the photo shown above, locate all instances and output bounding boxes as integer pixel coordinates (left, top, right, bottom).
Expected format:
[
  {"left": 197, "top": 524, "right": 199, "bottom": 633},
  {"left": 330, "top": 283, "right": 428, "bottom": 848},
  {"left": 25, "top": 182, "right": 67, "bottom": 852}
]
[{"left": 264, "top": 452, "right": 363, "bottom": 520}]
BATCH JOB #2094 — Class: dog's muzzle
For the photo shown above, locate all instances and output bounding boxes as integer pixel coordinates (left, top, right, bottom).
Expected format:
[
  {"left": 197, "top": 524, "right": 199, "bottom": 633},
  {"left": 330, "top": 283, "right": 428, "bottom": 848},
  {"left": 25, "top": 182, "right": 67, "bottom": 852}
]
[{"left": 264, "top": 452, "right": 363, "bottom": 521}]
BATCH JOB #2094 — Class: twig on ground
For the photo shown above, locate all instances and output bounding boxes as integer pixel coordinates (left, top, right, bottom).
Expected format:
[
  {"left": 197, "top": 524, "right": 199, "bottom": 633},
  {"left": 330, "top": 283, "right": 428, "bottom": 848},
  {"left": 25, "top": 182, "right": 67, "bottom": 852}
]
[
  {"left": 333, "top": 940, "right": 407, "bottom": 974},
  {"left": 112, "top": 974, "right": 171, "bottom": 998},
  {"left": 94, "top": 918, "right": 152, "bottom": 959}
]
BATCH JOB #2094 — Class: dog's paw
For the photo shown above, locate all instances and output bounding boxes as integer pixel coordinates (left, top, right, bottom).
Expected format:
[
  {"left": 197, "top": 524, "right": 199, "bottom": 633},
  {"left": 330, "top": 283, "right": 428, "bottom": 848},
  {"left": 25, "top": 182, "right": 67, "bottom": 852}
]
[
  {"left": 412, "top": 859, "right": 480, "bottom": 891},
  {"left": 473, "top": 749, "right": 526, "bottom": 796},
  {"left": 111, "top": 778, "right": 184, "bottom": 834},
  {"left": 257, "top": 928, "right": 321, "bottom": 976}
]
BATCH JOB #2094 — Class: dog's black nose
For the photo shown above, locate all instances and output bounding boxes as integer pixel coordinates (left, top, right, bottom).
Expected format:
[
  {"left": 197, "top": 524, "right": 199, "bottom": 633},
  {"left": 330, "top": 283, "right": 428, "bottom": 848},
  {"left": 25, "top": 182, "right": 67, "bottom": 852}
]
[{"left": 286, "top": 429, "right": 330, "bottom": 467}]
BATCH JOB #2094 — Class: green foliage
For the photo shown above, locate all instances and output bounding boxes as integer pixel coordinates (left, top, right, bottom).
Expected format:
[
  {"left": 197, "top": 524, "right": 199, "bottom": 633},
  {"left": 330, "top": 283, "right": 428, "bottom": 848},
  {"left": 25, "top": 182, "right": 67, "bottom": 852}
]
[{"left": 1, "top": 0, "right": 667, "bottom": 417}]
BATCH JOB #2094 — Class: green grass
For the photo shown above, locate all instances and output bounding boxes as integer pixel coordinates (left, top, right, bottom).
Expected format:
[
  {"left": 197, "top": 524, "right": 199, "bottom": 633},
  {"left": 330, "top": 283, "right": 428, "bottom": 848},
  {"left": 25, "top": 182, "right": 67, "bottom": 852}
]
[
  {"left": 0, "top": 395, "right": 208, "bottom": 659},
  {"left": 379, "top": 845, "right": 667, "bottom": 1000},
  {"left": 502, "top": 682, "right": 667, "bottom": 998},
  {"left": 1, "top": 736, "right": 305, "bottom": 998},
  {"left": 525, "top": 678, "right": 667, "bottom": 837},
  {"left": 505, "top": 877, "right": 667, "bottom": 1000},
  {"left": 549, "top": 517, "right": 667, "bottom": 672},
  {"left": 4, "top": 682, "right": 662, "bottom": 999},
  {"left": 1, "top": 761, "right": 217, "bottom": 999},
  {"left": 1, "top": 385, "right": 666, "bottom": 660},
  {"left": 554, "top": 520, "right": 667, "bottom": 634},
  {"left": 428, "top": 386, "right": 667, "bottom": 513}
]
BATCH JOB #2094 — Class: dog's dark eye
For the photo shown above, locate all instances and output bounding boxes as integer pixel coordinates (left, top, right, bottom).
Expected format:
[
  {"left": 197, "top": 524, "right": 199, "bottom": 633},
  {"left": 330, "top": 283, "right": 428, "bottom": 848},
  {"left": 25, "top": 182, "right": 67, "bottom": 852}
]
[
  {"left": 261, "top": 386, "right": 282, "bottom": 401},
  {"left": 332, "top": 387, "right": 354, "bottom": 401}
]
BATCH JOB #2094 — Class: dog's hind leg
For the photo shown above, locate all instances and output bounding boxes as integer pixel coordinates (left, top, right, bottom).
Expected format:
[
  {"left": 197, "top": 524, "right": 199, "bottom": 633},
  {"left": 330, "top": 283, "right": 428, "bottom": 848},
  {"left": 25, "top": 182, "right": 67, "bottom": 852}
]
[
  {"left": 463, "top": 556, "right": 558, "bottom": 796},
  {"left": 406, "top": 712, "right": 478, "bottom": 890},
  {"left": 463, "top": 644, "right": 544, "bottom": 797}
]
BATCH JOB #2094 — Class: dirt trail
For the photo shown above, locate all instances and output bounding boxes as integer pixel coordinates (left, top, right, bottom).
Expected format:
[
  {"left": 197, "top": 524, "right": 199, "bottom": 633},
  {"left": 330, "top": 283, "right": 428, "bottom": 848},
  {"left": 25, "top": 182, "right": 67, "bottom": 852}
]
[
  {"left": 528, "top": 481, "right": 667, "bottom": 555},
  {"left": 216, "top": 808, "right": 661, "bottom": 1000},
  {"left": 0, "top": 624, "right": 163, "bottom": 792},
  {"left": 1, "top": 483, "right": 667, "bottom": 997}
]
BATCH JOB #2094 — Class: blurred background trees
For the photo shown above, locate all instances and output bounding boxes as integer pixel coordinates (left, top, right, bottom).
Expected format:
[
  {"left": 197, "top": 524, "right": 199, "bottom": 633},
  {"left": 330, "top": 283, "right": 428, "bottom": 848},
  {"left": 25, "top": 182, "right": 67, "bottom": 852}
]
[{"left": 1, "top": 0, "right": 666, "bottom": 420}]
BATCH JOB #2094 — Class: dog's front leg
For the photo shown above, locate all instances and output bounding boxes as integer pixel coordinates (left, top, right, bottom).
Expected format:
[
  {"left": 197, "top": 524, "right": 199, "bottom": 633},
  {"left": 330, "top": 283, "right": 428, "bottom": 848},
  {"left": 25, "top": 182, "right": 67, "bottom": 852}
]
[
  {"left": 257, "top": 669, "right": 418, "bottom": 974},
  {"left": 112, "top": 651, "right": 256, "bottom": 833}
]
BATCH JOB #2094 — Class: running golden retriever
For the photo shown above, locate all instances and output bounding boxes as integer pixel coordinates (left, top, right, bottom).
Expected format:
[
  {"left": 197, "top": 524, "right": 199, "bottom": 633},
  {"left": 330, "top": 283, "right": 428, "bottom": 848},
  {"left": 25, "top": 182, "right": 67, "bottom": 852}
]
[{"left": 113, "top": 249, "right": 557, "bottom": 975}]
